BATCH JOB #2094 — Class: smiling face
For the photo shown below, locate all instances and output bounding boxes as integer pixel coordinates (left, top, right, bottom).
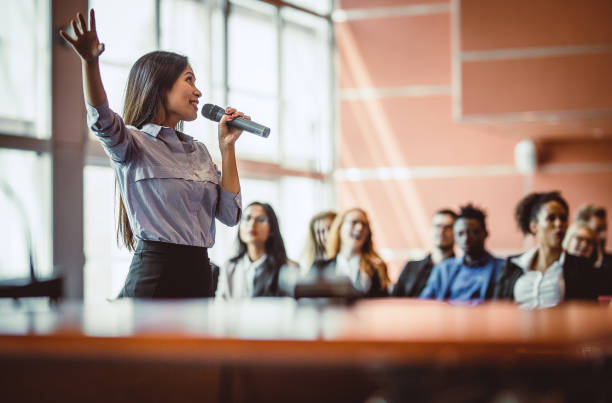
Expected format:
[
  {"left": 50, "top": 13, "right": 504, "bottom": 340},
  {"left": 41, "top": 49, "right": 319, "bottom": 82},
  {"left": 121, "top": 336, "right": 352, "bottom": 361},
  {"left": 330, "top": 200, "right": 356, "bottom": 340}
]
[
  {"left": 239, "top": 204, "right": 271, "bottom": 247},
  {"left": 339, "top": 210, "right": 370, "bottom": 253},
  {"left": 164, "top": 65, "right": 201, "bottom": 125},
  {"left": 566, "top": 225, "right": 596, "bottom": 258},
  {"left": 531, "top": 201, "right": 568, "bottom": 249}
]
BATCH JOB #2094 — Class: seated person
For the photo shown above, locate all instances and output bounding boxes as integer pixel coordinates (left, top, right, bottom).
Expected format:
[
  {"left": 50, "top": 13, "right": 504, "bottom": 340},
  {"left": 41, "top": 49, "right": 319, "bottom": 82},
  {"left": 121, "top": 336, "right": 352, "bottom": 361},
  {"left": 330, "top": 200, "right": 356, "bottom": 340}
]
[
  {"left": 299, "top": 210, "right": 337, "bottom": 274},
  {"left": 309, "top": 208, "right": 390, "bottom": 297},
  {"left": 576, "top": 204, "right": 612, "bottom": 295},
  {"left": 576, "top": 204, "right": 612, "bottom": 269},
  {"left": 216, "top": 202, "right": 299, "bottom": 299},
  {"left": 563, "top": 221, "right": 597, "bottom": 264},
  {"left": 420, "top": 203, "right": 503, "bottom": 301},
  {"left": 392, "top": 209, "right": 456, "bottom": 297},
  {"left": 494, "top": 192, "right": 597, "bottom": 308}
]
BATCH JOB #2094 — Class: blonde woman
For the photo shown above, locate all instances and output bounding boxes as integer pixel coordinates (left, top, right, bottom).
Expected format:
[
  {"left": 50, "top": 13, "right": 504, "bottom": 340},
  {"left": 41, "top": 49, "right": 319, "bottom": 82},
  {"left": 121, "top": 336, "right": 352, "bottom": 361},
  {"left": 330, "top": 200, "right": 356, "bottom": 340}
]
[
  {"left": 299, "top": 211, "right": 336, "bottom": 273},
  {"left": 309, "top": 208, "right": 390, "bottom": 297}
]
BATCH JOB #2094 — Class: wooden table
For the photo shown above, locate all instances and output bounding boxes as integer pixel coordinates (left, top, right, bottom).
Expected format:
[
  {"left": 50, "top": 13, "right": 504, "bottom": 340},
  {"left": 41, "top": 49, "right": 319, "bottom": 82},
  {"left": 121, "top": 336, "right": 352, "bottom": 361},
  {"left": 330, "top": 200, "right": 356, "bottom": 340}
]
[{"left": 1, "top": 298, "right": 611, "bottom": 402}]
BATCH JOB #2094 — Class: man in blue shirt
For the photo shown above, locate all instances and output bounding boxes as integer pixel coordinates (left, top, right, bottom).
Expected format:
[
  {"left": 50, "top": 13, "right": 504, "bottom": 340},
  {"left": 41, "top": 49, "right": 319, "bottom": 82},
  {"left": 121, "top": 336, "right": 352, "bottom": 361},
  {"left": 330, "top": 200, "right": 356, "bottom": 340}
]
[{"left": 420, "top": 203, "right": 504, "bottom": 301}]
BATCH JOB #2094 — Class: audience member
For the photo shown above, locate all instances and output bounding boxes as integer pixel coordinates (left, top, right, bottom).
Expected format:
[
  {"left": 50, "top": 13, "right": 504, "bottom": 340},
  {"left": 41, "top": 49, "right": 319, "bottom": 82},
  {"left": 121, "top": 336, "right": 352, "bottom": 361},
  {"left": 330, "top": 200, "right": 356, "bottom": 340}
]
[
  {"left": 300, "top": 210, "right": 337, "bottom": 274},
  {"left": 392, "top": 209, "right": 457, "bottom": 297},
  {"left": 494, "top": 192, "right": 597, "bottom": 307},
  {"left": 576, "top": 204, "right": 612, "bottom": 295},
  {"left": 576, "top": 204, "right": 611, "bottom": 269},
  {"left": 420, "top": 204, "right": 503, "bottom": 301},
  {"left": 563, "top": 221, "right": 597, "bottom": 264},
  {"left": 309, "top": 208, "right": 390, "bottom": 297},
  {"left": 216, "top": 202, "right": 299, "bottom": 299}
]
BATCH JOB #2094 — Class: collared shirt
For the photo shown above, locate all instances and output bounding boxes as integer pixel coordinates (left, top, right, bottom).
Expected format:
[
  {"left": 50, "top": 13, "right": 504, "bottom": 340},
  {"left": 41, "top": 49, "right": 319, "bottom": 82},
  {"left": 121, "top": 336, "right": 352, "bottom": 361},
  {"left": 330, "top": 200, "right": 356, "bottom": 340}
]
[
  {"left": 86, "top": 101, "right": 241, "bottom": 248},
  {"left": 419, "top": 252, "right": 504, "bottom": 301},
  {"left": 511, "top": 247, "right": 566, "bottom": 309},
  {"left": 218, "top": 253, "right": 267, "bottom": 299},
  {"left": 216, "top": 254, "right": 300, "bottom": 299},
  {"left": 335, "top": 253, "right": 371, "bottom": 292}
]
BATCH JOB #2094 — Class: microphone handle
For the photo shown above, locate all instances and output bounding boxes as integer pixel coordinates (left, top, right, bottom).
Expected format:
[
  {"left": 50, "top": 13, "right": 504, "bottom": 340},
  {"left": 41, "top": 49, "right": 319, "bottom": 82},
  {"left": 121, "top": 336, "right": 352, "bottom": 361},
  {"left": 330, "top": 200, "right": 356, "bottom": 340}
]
[{"left": 227, "top": 116, "right": 270, "bottom": 138}]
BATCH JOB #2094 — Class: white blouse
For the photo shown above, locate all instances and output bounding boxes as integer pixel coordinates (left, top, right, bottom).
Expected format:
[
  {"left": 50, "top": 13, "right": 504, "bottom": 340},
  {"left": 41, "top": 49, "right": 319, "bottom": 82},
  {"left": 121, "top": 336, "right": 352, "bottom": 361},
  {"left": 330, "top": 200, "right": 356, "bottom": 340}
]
[
  {"left": 512, "top": 247, "right": 566, "bottom": 309},
  {"left": 335, "top": 253, "right": 371, "bottom": 292}
]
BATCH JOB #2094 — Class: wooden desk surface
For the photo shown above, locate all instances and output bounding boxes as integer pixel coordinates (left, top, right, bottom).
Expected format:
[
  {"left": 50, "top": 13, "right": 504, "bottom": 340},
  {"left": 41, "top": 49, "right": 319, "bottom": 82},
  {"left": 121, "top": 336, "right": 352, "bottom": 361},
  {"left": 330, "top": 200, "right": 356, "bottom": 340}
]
[{"left": 1, "top": 298, "right": 611, "bottom": 366}]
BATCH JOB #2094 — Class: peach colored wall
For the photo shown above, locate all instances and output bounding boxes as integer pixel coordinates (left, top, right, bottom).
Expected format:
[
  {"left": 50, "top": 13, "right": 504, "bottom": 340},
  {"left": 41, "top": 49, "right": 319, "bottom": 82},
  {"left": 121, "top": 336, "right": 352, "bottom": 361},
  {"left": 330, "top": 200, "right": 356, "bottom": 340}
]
[{"left": 335, "top": 0, "right": 612, "bottom": 282}]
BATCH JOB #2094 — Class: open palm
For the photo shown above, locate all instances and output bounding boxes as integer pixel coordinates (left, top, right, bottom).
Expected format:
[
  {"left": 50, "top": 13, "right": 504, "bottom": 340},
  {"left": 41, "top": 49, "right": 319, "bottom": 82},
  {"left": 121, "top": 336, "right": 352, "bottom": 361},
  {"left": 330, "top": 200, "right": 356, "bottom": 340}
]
[{"left": 59, "top": 9, "right": 105, "bottom": 62}]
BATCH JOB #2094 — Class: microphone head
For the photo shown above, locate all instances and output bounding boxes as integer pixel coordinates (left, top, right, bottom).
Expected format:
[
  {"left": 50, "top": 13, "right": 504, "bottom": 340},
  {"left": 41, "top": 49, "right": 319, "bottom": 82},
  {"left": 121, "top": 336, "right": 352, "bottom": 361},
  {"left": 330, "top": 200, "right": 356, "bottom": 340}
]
[{"left": 201, "top": 104, "right": 225, "bottom": 122}]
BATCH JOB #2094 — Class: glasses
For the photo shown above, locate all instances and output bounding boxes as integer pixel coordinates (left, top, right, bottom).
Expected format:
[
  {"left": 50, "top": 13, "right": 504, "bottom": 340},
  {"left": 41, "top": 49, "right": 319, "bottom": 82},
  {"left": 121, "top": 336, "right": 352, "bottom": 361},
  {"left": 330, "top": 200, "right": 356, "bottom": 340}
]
[
  {"left": 574, "top": 236, "right": 594, "bottom": 246},
  {"left": 242, "top": 214, "right": 269, "bottom": 224}
]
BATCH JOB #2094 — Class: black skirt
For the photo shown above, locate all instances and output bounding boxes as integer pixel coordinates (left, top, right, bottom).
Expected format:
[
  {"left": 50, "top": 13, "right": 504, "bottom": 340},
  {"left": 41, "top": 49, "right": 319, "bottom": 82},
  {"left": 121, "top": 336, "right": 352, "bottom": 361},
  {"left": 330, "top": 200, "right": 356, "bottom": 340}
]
[{"left": 118, "top": 240, "right": 212, "bottom": 298}]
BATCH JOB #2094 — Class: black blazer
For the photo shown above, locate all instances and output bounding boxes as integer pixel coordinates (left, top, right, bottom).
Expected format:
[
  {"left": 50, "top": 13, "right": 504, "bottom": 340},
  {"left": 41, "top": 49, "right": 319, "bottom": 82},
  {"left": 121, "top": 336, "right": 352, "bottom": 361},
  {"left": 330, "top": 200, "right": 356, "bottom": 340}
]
[
  {"left": 391, "top": 255, "right": 434, "bottom": 297},
  {"left": 596, "top": 253, "right": 612, "bottom": 295},
  {"left": 494, "top": 253, "right": 597, "bottom": 301},
  {"left": 311, "top": 258, "right": 388, "bottom": 298}
]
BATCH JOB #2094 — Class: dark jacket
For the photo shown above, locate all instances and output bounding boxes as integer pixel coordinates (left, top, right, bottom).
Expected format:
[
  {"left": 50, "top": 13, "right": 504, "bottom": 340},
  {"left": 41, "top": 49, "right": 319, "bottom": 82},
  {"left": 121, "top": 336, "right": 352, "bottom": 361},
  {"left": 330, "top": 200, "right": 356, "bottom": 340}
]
[
  {"left": 391, "top": 254, "right": 438, "bottom": 297},
  {"left": 596, "top": 253, "right": 612, "bottom": 295},
  {"left": 494, "top": 253, "right": 598, "bottom": 301},
  {"left": 311, "top": 257, "right": 388, "bottom": 298},
  {"left": 217, "top": 257, "right": 296, "bottom": 298}
]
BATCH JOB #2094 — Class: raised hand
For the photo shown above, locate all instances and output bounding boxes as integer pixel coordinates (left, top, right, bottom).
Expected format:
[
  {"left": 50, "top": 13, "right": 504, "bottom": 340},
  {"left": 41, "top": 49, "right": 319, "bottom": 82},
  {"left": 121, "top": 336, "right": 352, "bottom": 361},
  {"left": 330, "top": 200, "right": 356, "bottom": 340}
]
[{"left": 59, "top": 9, "right": 105, "bottom": 63}]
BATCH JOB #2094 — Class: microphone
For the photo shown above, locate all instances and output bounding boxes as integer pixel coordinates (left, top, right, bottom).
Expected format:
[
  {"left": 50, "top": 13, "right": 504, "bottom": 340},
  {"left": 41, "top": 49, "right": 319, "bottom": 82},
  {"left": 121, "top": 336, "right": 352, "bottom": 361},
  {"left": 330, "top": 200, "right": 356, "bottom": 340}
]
[{"left": 201, "top": 104, "right": 270, "bottom": 138}]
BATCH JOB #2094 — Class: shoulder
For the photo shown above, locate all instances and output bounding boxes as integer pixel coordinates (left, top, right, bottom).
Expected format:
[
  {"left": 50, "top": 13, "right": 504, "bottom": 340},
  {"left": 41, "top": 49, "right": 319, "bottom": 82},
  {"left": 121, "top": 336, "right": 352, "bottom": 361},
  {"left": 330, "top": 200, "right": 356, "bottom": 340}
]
[
  {"left": 497, "top": 255, "right": 523, "bottom": 279},
  {"left": 437, "top": 256, "right": 460, "bottom": 270},
  {"left": 223, "top": 256, "right": 241, "bottom": 270},
  {"left": 563, "top": 254, "right": 594, "bottom": 273},
  {"left": 281, "top": 260, "right": 301, "bottom": 273}
]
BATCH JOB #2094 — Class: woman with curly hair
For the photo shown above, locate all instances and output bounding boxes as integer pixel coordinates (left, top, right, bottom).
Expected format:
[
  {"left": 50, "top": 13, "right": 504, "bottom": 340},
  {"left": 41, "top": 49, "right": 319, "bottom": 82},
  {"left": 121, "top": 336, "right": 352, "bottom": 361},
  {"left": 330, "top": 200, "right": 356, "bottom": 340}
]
[
  {"left": 309, "top": 208, "right": 390, "bottom": 297},
  {"left": 494, "top": 191, "right": 597, "bottom": 307}
]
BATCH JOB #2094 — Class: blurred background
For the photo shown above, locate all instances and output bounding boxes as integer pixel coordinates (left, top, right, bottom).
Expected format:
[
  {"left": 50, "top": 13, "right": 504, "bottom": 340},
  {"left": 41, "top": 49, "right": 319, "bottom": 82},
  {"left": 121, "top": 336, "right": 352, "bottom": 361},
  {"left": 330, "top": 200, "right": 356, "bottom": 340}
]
[{"left": 1, "top": 0, "right": 611, "bottom": 302}]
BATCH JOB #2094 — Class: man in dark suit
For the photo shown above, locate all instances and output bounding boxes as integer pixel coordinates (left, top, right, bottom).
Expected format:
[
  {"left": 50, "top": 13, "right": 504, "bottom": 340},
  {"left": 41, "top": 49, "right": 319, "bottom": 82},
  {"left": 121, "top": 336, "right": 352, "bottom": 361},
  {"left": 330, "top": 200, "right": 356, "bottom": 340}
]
[
  {"left": 391, "top": 209, "right": 457, "bottom": 297},
  {"left": 576, "top": 204, "right": 612, "bottom": 295}
]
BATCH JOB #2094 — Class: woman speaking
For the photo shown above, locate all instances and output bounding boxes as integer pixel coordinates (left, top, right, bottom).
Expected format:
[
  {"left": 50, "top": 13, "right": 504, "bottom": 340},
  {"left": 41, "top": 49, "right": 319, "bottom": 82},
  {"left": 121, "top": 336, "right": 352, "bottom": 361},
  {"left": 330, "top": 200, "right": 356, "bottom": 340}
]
[{"left": 60, "top": 10, "right": 248, "bottom": 298}]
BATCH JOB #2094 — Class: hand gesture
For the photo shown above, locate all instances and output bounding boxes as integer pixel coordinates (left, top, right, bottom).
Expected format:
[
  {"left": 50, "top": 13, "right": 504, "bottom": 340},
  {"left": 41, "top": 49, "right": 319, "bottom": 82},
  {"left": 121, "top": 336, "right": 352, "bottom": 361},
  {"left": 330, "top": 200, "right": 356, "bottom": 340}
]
[
  {"left": 218, "top": 107, "right": 250, "bottom": 151},
  {"left": 59, "top": 9, "right": 105, "bottom": 63}
]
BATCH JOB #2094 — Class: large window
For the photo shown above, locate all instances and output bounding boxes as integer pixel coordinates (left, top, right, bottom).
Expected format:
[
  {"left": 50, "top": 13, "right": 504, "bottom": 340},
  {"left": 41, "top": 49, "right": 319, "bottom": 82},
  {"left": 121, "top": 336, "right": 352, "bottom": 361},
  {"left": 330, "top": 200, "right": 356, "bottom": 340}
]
[
  {"left": 0, "top": 0, "right": 52, "bottom": 283},
  {"left": 0, "top": 0, "right": 51, "bottom": 138},
  {"left": 0, "top": 150, "right": 52, "bottom": 281}
]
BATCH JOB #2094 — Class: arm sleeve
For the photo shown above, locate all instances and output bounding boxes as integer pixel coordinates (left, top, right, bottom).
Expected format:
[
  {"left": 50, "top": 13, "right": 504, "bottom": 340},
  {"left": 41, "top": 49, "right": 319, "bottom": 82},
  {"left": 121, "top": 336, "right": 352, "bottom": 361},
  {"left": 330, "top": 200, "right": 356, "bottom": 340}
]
[
  {"left": 86, "top": 100, "right": 135, "bottom": 163},
  {"left": 391, "top": 263, "right": 411, "bottom": 297},
  {"left": 215, "top": 186, "right": 242, "bottom": 226},
  {"left": 278, "top": 263, "right": 301, "bottom": 297},
  {"left": 214, "top": 164, "right": 242, "bottom": 226},
  {"left": 215, "top": 262, "right": 231, "bottom": 299}
]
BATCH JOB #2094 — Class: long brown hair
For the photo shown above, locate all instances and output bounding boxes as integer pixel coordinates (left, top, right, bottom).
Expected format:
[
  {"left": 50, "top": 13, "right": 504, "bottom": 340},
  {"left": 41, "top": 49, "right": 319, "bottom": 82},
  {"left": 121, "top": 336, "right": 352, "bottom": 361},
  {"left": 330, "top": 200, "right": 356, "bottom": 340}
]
[
  {"left": 326, "top": 208, "right": 390, "bottom": 290},
  {"left": 116, "top": 51, "right": 189, "bottom": 251}
]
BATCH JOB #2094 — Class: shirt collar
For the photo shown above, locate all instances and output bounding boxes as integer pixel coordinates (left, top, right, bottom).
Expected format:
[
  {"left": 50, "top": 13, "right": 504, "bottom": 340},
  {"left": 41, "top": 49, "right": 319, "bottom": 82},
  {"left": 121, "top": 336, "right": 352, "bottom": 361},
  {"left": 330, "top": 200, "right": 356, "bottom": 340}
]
[
  {"left": 141, "top": 123, "right": 165, "bottom": 138},
  {"left": 140, "top": 123, "right": 195, "bottom": 143},
  {"left": 511, "top": 247, "right": 566, "bottom": 273},
  {"left": 459, "top": 251, "right": 493, "bottom": 267},
  {"left": 243, "top": 253, "right": 267, "bottom": 268}
]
